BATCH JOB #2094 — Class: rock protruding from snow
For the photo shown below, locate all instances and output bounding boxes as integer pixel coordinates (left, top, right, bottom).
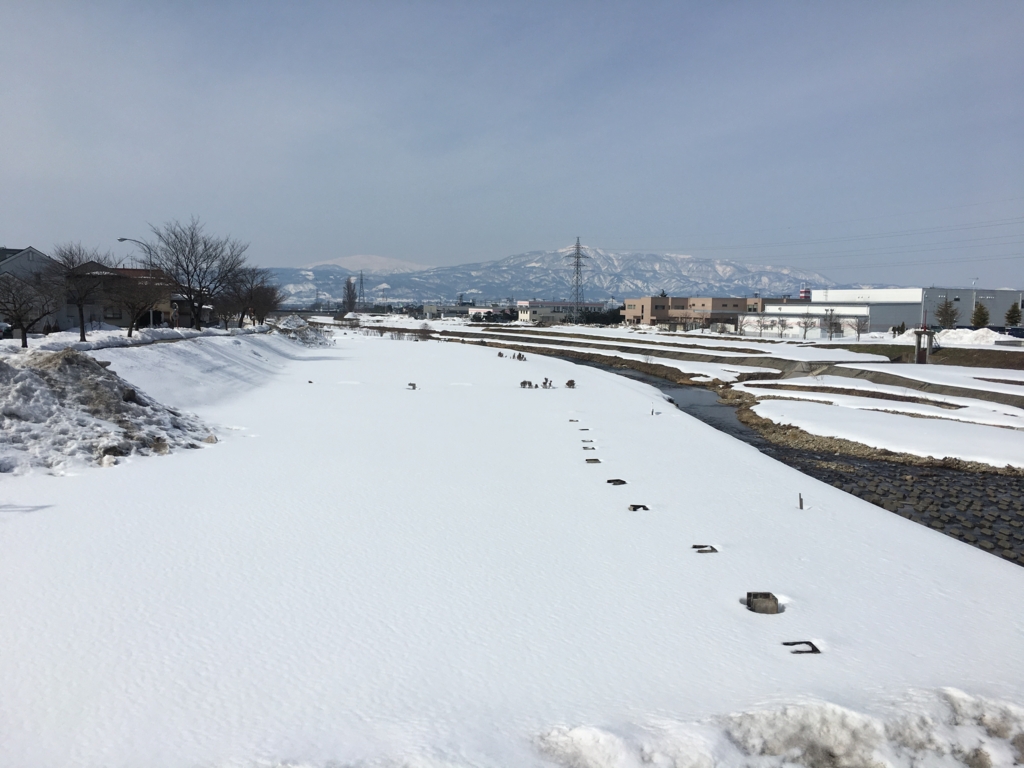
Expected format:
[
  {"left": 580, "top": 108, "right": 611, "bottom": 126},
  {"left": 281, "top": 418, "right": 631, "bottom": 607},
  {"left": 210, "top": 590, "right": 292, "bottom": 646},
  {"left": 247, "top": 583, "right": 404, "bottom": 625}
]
[{"left": 0, "top": 349, "right": 211, "bottom": 475}]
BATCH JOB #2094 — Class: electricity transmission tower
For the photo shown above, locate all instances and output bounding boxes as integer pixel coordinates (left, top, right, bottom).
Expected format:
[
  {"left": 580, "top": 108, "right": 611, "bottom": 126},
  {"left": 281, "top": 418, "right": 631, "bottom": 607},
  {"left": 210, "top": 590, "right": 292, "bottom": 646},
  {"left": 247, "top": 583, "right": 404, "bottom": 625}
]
[
  {"left": 567, "top": 237, "right": 589, "bottom": 324},
  {"left": 357, "top": 271, "right": 366, "bottom": 311}
]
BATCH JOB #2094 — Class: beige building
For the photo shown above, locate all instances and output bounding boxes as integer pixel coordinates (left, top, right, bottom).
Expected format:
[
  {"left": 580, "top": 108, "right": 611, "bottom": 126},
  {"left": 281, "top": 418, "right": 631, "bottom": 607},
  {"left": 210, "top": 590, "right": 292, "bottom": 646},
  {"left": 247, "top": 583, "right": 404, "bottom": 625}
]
[{"left": 621, "top": 296, "right": 746, "bottom": 328}]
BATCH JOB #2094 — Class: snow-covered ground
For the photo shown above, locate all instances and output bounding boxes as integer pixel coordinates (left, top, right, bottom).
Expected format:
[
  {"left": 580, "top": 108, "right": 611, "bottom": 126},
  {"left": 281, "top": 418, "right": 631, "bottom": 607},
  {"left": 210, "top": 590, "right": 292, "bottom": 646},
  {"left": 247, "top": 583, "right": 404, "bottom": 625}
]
[
  {"left": 1, "top": 333, "right": 1023, "bottom": 767},
  {"left": 732, "top": 374, "right": 1024, "bottom": 466},
  {"left": 752, "top": 398, "right": 1024, "bottom": 468},
  {"left": 842, "top": 363, "right": 1024, "bottom": 398},
  {"left": 453, "top": 336, "right": 768, "bottom": 382},
  {"left": 0, "top": 324, "right": 268, "bottom": 359},
  {"left": 736, "top": 375, "right": 1024, "bottom": 423},
  {"left": 348, "top": 317, "right": 890, "bottom": 363}
]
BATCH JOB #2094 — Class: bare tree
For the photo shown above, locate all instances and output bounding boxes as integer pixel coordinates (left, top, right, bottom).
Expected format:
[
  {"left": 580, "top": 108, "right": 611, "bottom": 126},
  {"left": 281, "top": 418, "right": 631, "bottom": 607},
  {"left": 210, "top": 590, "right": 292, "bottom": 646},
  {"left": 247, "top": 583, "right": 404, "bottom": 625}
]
[
  {"left": 0, "top": 271, "right": 63, "bottom": 348},
  {"left": 249, "top": 282, "right": 283, "bottom": 325},
  {"left": 844, "top": 316, "right": 869, "bottom": 341},
  {"left": 745, "top": 311, "right": 770, "bottom": 337},
  {"left": 342, "top": 277, "right": 358, "bottom": 314},
  {"left": 146, "top": 217, "right": 249, "bottom": 330},
  {"left": 797, "top": 311, "right": 817, "bottom": 339},
  {"left": 754, "top": 311, "right": 773, "bottom": 338},
  {"left": 776, "top": 317, "right": 790, "bottom": 338},
  {"left": 231, "top": 267, "right": 282, "bottom": 326},
  {"left": 48, "top": 243, "right": 116, "bottom": 342},
  {"left": 107, "top": 269, "right": 172, "bottom": 337}
]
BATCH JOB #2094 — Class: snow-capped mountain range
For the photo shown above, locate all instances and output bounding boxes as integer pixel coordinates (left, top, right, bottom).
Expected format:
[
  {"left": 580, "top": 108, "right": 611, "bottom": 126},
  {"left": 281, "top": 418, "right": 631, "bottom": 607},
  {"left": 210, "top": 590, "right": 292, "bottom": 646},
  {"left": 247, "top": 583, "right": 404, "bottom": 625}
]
[{"left": 269, "top": 246, "right": 839, "bottom": 306}]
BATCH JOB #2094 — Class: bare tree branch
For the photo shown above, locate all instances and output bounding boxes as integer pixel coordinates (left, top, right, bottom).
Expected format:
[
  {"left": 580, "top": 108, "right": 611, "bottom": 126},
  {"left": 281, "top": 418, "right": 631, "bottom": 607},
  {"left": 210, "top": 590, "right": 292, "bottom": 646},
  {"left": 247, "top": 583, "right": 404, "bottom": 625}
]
[
  {"left": 48, "top": 243, "right": 115, "bottom": 342},
  {"left": 844, "top": 316, "right": 870, "bottom": 341},
  {"left": 106, "top": 269, "right": 172, "bottom": 337},
  {"left": 146, "top": 217, "right": 249, "bottom": 330},
  {"left": 0, "top": 271, "right": 63, "bottom": 348}
]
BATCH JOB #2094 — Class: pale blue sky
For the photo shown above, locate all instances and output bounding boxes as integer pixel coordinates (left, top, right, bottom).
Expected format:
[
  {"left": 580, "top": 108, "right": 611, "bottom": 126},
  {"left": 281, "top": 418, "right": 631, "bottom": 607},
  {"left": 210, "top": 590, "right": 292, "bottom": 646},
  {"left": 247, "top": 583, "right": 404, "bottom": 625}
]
[{"left": 2, "top": 2, "right": 1022, "bottom": 286}]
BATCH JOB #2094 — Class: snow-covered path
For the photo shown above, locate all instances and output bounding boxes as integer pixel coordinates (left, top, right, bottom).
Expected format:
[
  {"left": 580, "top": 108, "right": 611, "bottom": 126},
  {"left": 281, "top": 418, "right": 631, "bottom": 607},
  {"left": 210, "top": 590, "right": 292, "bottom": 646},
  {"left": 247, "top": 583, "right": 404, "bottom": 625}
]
[{"left": 1, "top": 334, "right": 1023, "bottom": 767}]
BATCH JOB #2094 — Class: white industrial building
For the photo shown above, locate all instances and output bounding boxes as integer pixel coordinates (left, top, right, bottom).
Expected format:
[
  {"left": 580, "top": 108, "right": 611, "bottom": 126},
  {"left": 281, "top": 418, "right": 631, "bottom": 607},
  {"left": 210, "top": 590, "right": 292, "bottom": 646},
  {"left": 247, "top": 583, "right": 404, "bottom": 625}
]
[
  {"left": 748, "top": 287, "right": 1023, "bottom": 338},
  {"left": 517, "top": 300, "right": 606, "bottom": 324}
]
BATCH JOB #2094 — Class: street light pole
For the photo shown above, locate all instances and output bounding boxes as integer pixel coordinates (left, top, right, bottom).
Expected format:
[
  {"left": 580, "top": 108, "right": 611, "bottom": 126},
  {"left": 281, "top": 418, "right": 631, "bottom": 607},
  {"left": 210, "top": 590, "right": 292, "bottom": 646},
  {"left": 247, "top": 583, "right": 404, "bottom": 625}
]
[{"left": 117, "top": 237, "right": 158, "bottom": 328}]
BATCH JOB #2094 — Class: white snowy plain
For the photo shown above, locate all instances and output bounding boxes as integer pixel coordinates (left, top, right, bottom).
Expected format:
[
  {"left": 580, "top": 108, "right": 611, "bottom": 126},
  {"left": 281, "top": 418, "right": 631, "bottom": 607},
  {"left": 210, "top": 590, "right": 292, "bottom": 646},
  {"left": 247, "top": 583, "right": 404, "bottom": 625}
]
[{"left": 1, "top": 333, "right": 1023, "bottom": 768}]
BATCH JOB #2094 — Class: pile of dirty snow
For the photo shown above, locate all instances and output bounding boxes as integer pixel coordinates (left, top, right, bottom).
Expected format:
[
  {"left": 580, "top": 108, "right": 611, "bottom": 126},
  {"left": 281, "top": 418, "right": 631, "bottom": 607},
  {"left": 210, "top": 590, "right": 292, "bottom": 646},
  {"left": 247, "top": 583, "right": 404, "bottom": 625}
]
[
  {"left": 0, "top": 349, "right": 212, "bottom": 475},
  {"left": 269, "top": 314, "right": 335, "bottom": 346},
  {"left": 542, "top": 688, "right": 1024, "bottom": 768}
]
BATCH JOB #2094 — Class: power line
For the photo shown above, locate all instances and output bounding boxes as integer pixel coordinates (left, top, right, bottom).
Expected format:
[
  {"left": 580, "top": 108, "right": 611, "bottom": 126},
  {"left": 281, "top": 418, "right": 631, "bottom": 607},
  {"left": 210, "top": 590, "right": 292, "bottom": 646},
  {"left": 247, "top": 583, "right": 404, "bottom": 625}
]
[
  {"left": 604, "top": 194, "right": 1024, "bottom": 245},
  {"left": 748, "top": 235, "right": 1024, "bottom": 264},
  {"left": 682, "top": 216, "right": 1024, "bottom": 253},
  {"left": 820, "top": 252, "right": 1024, "bottom": 270}
]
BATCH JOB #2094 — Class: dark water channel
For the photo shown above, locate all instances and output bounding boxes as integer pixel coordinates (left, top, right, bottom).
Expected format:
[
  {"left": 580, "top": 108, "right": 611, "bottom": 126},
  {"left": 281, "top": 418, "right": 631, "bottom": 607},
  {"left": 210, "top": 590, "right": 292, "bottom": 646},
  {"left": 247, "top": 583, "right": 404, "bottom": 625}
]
[{"left": 576, "top": 360, "right": 1024, "bottom": 567}]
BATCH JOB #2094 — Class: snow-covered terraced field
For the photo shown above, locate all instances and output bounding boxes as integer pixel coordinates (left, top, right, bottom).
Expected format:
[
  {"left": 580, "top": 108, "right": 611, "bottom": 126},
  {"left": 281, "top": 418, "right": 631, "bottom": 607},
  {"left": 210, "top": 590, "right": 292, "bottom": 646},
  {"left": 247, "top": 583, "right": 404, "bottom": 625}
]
[
  {"left": 1, "top": 333, "right": 1023, "bottom": 767},
  {"left": 737, "top": 375, "right": 1024, "bottom": 427},
  {"left": 842, "top": 362, "right": 1024, "bottom": 397},
  {"left": 452, "top": 336, "right": 768, "bottom": 382},
  {"left": 752, "top": 398, "right": 1024, "bottom": 468}
]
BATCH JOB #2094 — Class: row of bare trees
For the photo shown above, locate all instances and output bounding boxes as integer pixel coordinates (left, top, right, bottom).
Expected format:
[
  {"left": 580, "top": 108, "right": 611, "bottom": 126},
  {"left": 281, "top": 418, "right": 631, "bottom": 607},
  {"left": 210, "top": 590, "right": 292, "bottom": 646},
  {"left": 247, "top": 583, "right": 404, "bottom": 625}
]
[
  {"left": 0, "top": 218, "right": 283, "bottom": 348},
  {"left": 740, "top": 310, "right": 869, "bottom": 340}
]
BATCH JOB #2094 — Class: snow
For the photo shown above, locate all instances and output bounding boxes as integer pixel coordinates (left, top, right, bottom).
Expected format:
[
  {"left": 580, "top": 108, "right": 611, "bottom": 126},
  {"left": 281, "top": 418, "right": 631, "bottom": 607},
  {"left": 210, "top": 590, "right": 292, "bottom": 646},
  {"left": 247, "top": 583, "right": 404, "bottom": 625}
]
[
  {"left": 735, "top": 375, "right": 1024, "bottom": 430},
  {"left": 453, "top": 323, "right": 890, "bottom": 363},
  {"left": 894, "top": 327, "right": 1019, "bottom": 346},
  {"left": 842, "top": 363, "right": 1024, "bottom": 397},
  {"left": 1, "top": 333, "right": 1023, "bottom": 767},
  {"left": 0, "top": 349, "right": 211, "bottom": 475},
  {"left": 753, "top": 398, "right": 1024, "bottom": 467},
  {"left": 0, "top": 325, "right": 268, "bottom": 358},
  {"left": 457, "top": 336, "right": 768, "bottom": 382}
]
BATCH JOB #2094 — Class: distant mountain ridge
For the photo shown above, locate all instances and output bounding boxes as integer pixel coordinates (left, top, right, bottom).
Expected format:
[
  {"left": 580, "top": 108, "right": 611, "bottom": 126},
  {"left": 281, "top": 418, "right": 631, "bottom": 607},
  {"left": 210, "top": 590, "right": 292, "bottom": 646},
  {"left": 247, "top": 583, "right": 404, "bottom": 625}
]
[{"left": 269, "top": 246, "right": 839, "bottom": 306}]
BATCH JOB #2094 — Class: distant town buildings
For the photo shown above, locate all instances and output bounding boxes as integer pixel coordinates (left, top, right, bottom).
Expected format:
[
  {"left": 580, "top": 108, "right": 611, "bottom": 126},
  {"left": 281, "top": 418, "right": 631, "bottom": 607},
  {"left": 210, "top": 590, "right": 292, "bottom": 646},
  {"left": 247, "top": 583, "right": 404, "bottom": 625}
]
[
  {"left": 517, "top": 300, "right": 606, "bottom": 324},
  {"left": 620, "top": 287, "right": 1024, "bottom": 337},
  {"left": 0, "top": 246, "right": 191, "bottom": 337}
]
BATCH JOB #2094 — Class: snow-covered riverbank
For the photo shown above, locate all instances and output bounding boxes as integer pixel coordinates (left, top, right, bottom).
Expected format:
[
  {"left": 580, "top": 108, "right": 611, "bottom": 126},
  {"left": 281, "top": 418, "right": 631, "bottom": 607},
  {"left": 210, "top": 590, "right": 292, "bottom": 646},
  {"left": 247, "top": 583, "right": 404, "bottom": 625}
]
[{"left": 1, "top": 332, "right": 1022, "bottom": 767}]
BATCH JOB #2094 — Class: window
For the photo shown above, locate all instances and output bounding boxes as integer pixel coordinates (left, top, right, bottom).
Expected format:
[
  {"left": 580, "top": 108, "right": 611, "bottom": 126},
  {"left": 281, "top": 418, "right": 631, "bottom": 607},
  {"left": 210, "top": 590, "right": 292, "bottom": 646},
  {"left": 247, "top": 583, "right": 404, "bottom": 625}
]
[{"left": 104, "top": 306, "right": 122, "bottom": 320}]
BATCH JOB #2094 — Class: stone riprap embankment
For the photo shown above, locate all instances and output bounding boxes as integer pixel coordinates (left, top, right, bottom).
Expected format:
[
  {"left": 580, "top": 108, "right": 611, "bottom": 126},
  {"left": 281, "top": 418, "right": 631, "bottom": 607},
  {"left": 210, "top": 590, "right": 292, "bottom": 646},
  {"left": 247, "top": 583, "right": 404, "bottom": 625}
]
[{"left": 777, "top": 451, "right": 1024, "bottom": 567}]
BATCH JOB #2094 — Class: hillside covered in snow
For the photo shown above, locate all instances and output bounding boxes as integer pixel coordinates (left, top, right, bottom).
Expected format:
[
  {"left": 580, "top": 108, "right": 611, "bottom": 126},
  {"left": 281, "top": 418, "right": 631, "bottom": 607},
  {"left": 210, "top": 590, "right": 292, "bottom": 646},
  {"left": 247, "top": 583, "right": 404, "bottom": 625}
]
[{"left": 270, "top": 246, "right": 838, "bottom": 306}]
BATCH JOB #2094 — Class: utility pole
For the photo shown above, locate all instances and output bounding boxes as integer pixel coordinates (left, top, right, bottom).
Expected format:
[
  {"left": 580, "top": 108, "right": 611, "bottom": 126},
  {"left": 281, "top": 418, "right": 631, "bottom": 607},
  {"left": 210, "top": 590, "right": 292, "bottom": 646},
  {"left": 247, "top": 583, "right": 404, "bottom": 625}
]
[{"left": 567, "top": 237, "right": 589, "bottom": 324}]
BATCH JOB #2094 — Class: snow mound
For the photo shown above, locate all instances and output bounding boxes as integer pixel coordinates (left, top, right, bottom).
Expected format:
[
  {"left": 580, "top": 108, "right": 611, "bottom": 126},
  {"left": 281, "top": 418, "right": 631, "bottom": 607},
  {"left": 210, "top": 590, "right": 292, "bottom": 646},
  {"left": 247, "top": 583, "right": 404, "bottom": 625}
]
[
  {"left": 270, "top": 315, "right": 335, "bottom": 346},
  {"left": 540, "top": 690, "right": 1024, "bottom": 768},
  {"left": 0, "top": 325, "right": 268, "bottom": 357},
  {"left": 0, "top": 349, "right": 212, "bottom": 475},
  {"left": 275, "top": 313, "right": 309, "bottom": 330},
  {"left": 895, "top": 328, "right": 1013, "bottom": 345}
]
